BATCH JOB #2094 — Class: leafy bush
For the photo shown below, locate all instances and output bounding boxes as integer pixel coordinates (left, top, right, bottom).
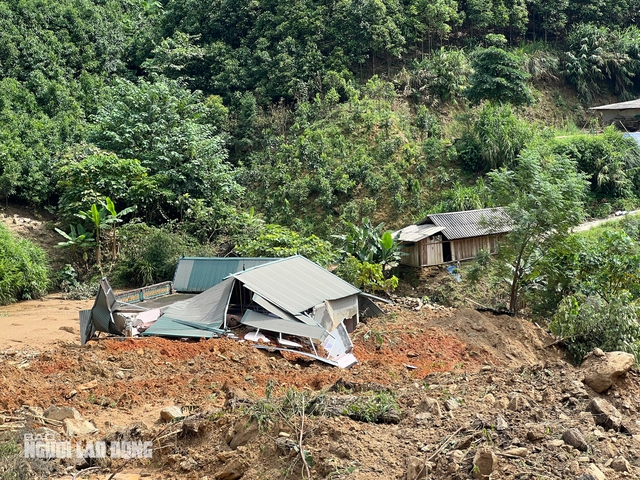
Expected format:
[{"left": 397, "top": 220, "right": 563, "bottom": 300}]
[
  {"left": 334, "top": 257, "right": 398, "bottom": 293},
  {"left": 550, "top": 293, "right": 640, "bottom": 364},
  {"left": 344, "top": 391, "right": 400, "bottom": 423},
  {"left": 113, "top": 223, "right": 214, "bottom": 287},
  {"left": 0, "top": 223, "right": 49, "bottom": 305},
  {"left": 235, "top": 224, "right": 338, "bottom": 267}
]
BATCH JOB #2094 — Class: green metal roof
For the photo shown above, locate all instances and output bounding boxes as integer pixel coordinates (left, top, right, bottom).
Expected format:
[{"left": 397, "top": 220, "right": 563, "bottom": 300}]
[
  {"left": 241, "top": 309, "right": 328, "bottom": 341},
  {"left": 142, "top": 314, "right": 218, "bottom": 338},
  {"left": 173, "top": 257, "right": 274, "bottom": 292},
  {"left": 233, "top": 256, "right": 361, "bottom": 314}
]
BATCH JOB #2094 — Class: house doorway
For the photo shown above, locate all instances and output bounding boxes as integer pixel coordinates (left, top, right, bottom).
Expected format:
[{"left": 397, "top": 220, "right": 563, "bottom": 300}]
[{"left": 442, "top": 241, "right": 452, "bottom": 263}]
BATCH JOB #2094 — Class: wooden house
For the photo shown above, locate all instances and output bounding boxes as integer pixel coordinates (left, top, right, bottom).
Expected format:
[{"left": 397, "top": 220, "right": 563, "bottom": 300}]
[{"left": 394, "top": 208, "right": 512, "bottom": 267}]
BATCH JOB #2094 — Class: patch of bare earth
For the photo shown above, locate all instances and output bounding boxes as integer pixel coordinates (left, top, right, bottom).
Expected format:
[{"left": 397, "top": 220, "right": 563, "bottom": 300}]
[{"left": 1, "top": 296, "right": 639, "bottom": 479}]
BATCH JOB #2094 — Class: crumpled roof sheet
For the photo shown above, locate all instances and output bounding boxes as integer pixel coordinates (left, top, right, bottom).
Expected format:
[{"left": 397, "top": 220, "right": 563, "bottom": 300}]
[
  {"left": 241, "top": 309, "right": 328, "bottom": 340},
  {"left": 392, "top": 224, "right": 445, "bottom": 242},
  {"left": 424, "top": 207, "right": 512, "bottom": 240},
  {"left": 233, "top": 256, "right": 360, "bottom": 314}
]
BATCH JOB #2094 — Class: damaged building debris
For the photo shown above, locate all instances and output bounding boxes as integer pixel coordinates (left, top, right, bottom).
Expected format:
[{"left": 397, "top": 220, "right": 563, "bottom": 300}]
[{"left": 80, "top": 256, "right": 386, "bottom": 368}]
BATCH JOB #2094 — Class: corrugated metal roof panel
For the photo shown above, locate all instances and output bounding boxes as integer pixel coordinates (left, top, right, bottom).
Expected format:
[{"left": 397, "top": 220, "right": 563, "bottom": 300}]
[
  {"left": 241, "top": 309, "right": 328, "bottom": 340},
  {"left": 392, "top": 224, "right": 445, "bottom": 242},
  {"left": 590, "top": 99, "right": 640, "bottom": 110},
  {"left": 160, "top": 277, "right": 235, "bottom": 327},
  {"left": 173, "top": 257, "right": 275, "bottom": 292},
  {"left": 142, "top": 315, "right": 217, "bottom": 338},
  {"left": 425, "top": 207, "right": 512, "bottom": 240},
  {"left": 233, "top": 256, "right": 361, "bottom": 314}
]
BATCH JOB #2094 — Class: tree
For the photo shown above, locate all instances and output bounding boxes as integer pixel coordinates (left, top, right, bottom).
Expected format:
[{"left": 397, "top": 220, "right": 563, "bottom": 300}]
[
  {"left": 76, "top": 202, "right": 109, "bottom": 267},
  {"left": 486, "top": 150, "right": 588, "bottom": 313},
  {"left": 54, "top": 224, "right": 95, "bottom": 271},
  {"left": 467, "top": 45, "right": 533, "bottom": 105}
]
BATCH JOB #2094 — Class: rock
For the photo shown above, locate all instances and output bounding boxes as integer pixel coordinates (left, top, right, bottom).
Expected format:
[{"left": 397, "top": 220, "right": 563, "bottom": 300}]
[
  {"left": 562, "top": 428, "right": 588, "bottom": 452},
  {"left": 495, "top": 415, "right": 508, "bottom": 431},
  {"left": 417, "top": 398, "right": 442, "bottom": 417},
  {"left": 508, "top": 394, "right": 529, "bottom": 411},
  {"left": 180, "top": 458, "right": 198, "bottom": 472},
  {"left": 63, "top": 418, "right": 98, "bottom": 436},
  {"left": 160, "top": 406, "right": 183, "bottom": 422},
  {"left": 581, "top": 350, "right": 635, "bottom": 393},
  {"left": 578, "top": 464, "right": 607, "bottom": 480},
  {"left": 548, "top": 439, "right": 565, "bottom": 447},
  {"left": 456, "top": 435, "right": 474, "bottom": 450},
  {"left": 225, "top": 418, "right": 258, "bottom": 449},
  {"left": 214, "top": 458, "right": 245, "bottom": 480},
  {"left": 34, "top": 427, "right": 61, "bottom": 439},
  {"left": 78, "top": 379, "right": 98, "bottom": 391},
  {"left": 275, "top": 437, "right": 297, "bottom": 455},
  {"left": 472, "top": 448, "right": 497, "bottom": 479},
  {"left": 444, "top": 398, "right": 460, "bottom": 411},
  {"left": 414, "top": 413, "right": 432, "bottom": 425},
  {"left": 482, "top": 393, "right": 496, "bottom": 406},
  {"left": 526, "top": 424, "right": 546, "bottom": 442},
  {"left": 114, "top": 371, "right": 125, "bottom": 380},
  {"left": 44, "top": 406, "right": 83, "bottom": 421},
  {"left": 586, "top": 398, "right": 626, "bottom": 432},
  {"left": 181, "top": 418, "right": 207, "bottom": 437},
  {"left": 406, "top": 456, "right": 428, "bottom": 480},
  {"left": 610, "top": 456, "right": 631, "bottom": 472},
  {"left": 504, "top": 447, "right": 528, "bottom": 457}
]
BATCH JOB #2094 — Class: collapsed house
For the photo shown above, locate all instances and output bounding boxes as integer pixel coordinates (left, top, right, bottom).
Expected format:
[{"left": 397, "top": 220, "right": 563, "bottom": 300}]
[
  {"left": 394, "top": 207, "right": 512, "bottom": 267},
  {"left": 80, "top": 256, "right": 385, "bottom": 368}
]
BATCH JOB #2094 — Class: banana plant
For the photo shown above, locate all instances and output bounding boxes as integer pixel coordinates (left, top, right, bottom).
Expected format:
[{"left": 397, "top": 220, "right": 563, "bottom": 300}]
[
  {"left": 76, "top": 203, "right": 109, "bottom": 266},
  {"left": 54, "top": 224, "right": 95, "bottom": 270},
  {"left": 104, "top": 197, "right": 136, "bottom": 259}
]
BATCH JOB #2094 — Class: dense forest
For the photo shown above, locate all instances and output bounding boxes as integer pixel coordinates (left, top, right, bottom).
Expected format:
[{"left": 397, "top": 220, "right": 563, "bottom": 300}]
[{"left": 3, "top": 0, "right": 640, "bottom": 360}]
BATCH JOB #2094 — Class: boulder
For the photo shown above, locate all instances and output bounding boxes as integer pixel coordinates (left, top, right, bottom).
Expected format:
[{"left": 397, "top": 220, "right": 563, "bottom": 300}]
[
  {"left": 562, "top": 428, "right": 588, "bottom": 452},
  {"left": 581, "top": 350, "right": 634, "bottom": 393},
  {"left": 160, "top": 406, "right": 183, "bottom": 422},
  {"left": 586, "top": 398, "right": 626, "bottom": 432},
  {"left": 44, "top": 406, "right": 83, "bottom": 422},
  {"left": 63, "top": 418, "right": 98, "bottom": 436},
  {"left": 610, "top": 456, "right": 631, "bottom": 472}
]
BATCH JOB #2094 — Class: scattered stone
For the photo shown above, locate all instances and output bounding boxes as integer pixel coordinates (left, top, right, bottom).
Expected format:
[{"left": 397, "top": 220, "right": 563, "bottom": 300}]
[
  {"left": 275, "top": 436, "right": 297, "bottom": 455},
  {"left": 160, "top": 406, "right": 183, "bottom": 422},
  {"left": 586, "top": 398, "right": 626, "bottom": 432},
  {"left": 444, "top": 398, "right": 460, "bottom": 411},
  {"left": 455, "top": 435, "right": 474, "bottom": 450},
  {"left": 65, "top": 390, "right": 78, "bottom": 399},
  {"left": 472, "top": 448, "right": 497, "bottom": 479},
  {"left": 180, "top": 458, "right": 198, "bottom": 472},
  {"left": 508, "top": 394, "right": 529, "bottom": 412},
  {"left": 78, "top": 379, "right": 98, "bottom": 391},
  {"left": 414, "top": 412, "right": 432, "bottom": 425},
  {"left": 225, "top": 418, "right": 258, "bottom": 449},
  {"left": 578, "top": 464, "right": 606, "bottom": 480},
  {"left": 610, "top": 456, "right": 631, "bottom": 472},
  {"left": 114, "top": 371, "right": 125, "bottom": 380},
  {"left": 59, "top": 326, "right": 77, "bottom": 334},
  {"left": 44, "top": 406, "right": 83, "bottom": 422},
  {"left": 562, "top": 428, "right": 589, "bottom": 452},
  {"left": 482, "top": 393, "right": 495, "bottom": 406},
  {"left": 548, "top": 439, "right": 565, "bottom": 447},
  {"left": 504, "top": 447, "right": 528, "bottom": 457},
  {"left": 63, "top": 418, "right": 98, "bottom": 436},
  {"left": 495, "top": 415, "right": 508, "bottom": 431},
  {"left": 406, "top": 456, "right": 427, "bottom": 480},
  {"left": 214, "top": 458, "right": 245, "bottom": 480},
  {"left": 581, "top": 350, "right": 634, "bottom": 393},
  {"left": 526, "top": 424, "right": 546, "bottom": 442},
  {"left": 417, "top": 397, "right": 442, "bottom": 417}
]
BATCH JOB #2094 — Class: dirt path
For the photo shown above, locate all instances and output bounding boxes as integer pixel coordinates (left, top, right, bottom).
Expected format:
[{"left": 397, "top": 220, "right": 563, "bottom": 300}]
[
  {"left": 0, "top": 296, "right": 93, "bottom": 350},
  {"left": 572, "top": 211, "right": 637, "bottom": 233}
]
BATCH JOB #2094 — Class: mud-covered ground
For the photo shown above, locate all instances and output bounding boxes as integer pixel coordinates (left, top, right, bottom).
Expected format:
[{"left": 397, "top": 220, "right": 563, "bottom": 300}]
[{"left": 1, "top": 298, "right": 639, "bottom": 480}]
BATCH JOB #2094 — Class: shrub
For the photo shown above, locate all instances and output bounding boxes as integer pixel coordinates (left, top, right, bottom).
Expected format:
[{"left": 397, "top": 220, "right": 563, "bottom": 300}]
[
  {"left": 0, "top": 223, "right": 49, "bottom": 305},
  {"left": 113, "top": 223, "right": 213, "bottom": 287},
  {"left": 550, "top": 293, "right": 640, "bottom": 364},
  {"left": 334, "top": 257, "right": 398, "bottom": 293}
]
